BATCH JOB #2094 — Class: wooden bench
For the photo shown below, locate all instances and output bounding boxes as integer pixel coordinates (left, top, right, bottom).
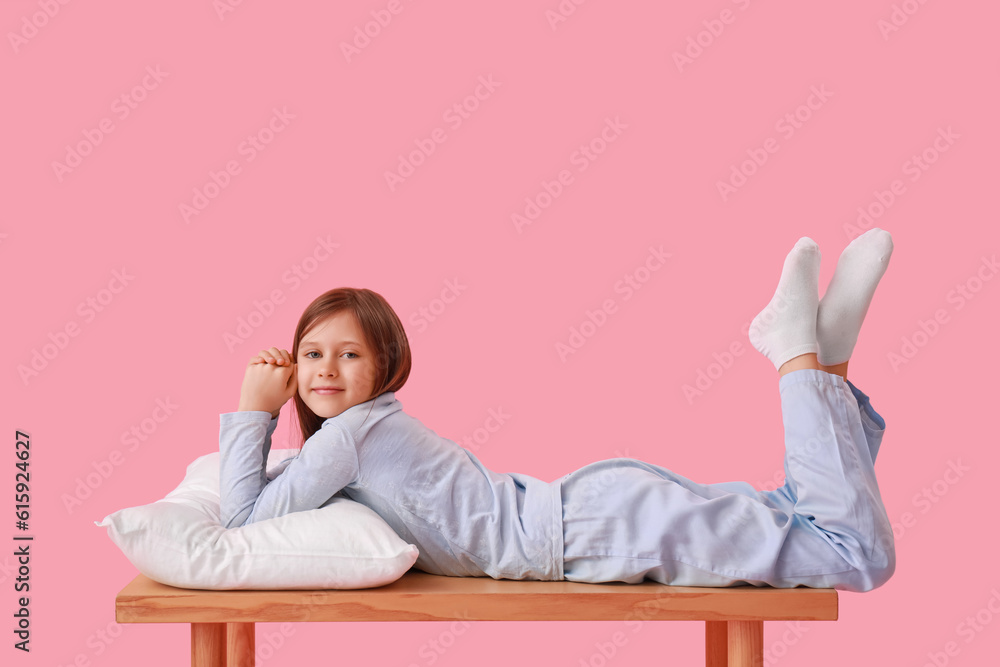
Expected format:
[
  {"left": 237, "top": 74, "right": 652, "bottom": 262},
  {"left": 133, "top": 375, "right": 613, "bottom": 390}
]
[{"left": 115, "top": 570, "right": 838, "bottom": 667}]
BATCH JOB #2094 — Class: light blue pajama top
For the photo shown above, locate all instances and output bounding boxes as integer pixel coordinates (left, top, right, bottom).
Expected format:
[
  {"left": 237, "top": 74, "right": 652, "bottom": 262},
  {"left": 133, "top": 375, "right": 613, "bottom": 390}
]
[{"left": 219, "top": 391, "right": 564, "bottom": 581}]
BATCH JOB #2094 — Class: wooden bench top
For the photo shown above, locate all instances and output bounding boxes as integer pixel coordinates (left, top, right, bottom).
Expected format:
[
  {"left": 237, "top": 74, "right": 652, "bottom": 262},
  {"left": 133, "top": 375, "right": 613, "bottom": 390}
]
[{"left": 116, "top": 571, "right": 838, "bottom": 624}]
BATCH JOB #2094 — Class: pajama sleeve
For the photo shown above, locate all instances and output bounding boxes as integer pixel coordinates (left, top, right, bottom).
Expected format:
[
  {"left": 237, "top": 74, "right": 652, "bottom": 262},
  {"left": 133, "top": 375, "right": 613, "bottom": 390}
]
[{"left": 218, "top": 411, "right": 360, "bottom": 529}]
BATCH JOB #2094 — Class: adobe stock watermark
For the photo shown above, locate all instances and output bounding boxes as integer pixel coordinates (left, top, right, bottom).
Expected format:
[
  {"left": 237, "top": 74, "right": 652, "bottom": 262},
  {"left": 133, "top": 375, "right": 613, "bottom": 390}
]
[
  {"left": 681, "top": 340, "right": 749, "bottom": 404},
  {"left": 887, "top": 254, "right": 996, "bottom": 372},
  {"left": 762, "top": 621, "right": 811, "bottom": 667},
  {"left": 180, "top": 106, "right": 295, "bottom": 223},
  {"left": 52, "top": 619, "right": 127, "bottom": 667},
  {"left": 0, "top": 555, "right": 15, "bottom": 585},
  {"left": 844, "top": 126, "right": 959, "bottom": 240},
  {"left": 213, "top": 0, "right": 251, "bottom": 21},
  {"left": 407, "top": 278, "right": 468, "bottom": 334},
  {"left": 17, "top": 267, "right": 135, "bottom": 386},
  {"left": 723, "top": 422, "right": 836, "bottom": 537},
  {"left": 223, "top": 236, "right": 340, "bottom": 351},
  {"left": 50, "top": 618, "right": 292, "bottom": 667},
  {"left": 252, "top": 623, "right": 297, "bottom": 665},
  {"left": 737, "top": 455, "right": 968, "bottom": 570},
  {"left": 575, "top": 626, "right": 630, "bottom": 667},
  {"left": 460, "top": 406, "right": 511, "bottom": 455},
  {"left": 880, "top": 458, "right": 970, "bottom": 550},
  {"left": 544, "top": 0, "right": 591, "bottom": 31},
  {"left": 63, "top": 398, "right": 180, "bottom": 514},
  {"left": 339, "top": 0, "right": 418, "bottom": 63},
  {"left": 51, "top": 65, "right": 169, "bottom": 183},
  {"left": 272, "top": 586, "right": 474, "bottom": 667},
  {"left": 672, "top": 0, "right": 757, "bottom": 73},
  {"left": 918, "top": 585, "right": 1000, "bottom": 667},
  {"left": 877, "top": 0, "right": 934, "bottom": 41},
  {"left": 562, "top": 449, "right": 633, "bottom": 519},
  {"left": 384, "top": 75, "right": 501, "bottom": 192},
  {"left": 198, "top": 591, "right": 324, "bottom": 665},
  {"left": 577, "top": 583, "right": 691, "bottom": 667},
  {"left": 405, "top": 610, "right": 476, "bottom": 667},
  {"left": 8, "top": 0, "right": 73, "bottom": 55},
  {"left": 511, "top": 116, "right": 627, "bottom": 234},
  {"left": 681, "top": 292, "right": 790, "bottom": 404},
  {"left": 555, "top": 245, "right": 670, "bottom": 362},
  {"left": 716, "top": 84, "right": 833, "bottom": 203}
]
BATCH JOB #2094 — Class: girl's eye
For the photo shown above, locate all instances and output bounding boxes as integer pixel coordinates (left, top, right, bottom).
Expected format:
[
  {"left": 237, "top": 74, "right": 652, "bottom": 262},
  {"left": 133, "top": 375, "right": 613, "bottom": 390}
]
[{"left": 303, "top": 351, "right": 357, "bottom": 359}]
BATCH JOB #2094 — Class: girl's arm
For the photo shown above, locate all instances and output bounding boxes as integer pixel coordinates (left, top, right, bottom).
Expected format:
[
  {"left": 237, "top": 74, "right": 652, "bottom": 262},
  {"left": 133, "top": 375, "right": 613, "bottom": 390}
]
[
  {"left": 219, "top": 409, "right": 279, "bottom": 528},
  {"left": 219, "top": 412, "right": 360, "bottom": 529}
]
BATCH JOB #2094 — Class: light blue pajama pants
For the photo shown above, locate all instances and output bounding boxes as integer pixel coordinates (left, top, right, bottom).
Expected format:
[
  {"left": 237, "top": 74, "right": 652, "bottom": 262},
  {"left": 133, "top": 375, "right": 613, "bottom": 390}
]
[{"left": 557, "top": 368, "right": 895, "bottom": 592}]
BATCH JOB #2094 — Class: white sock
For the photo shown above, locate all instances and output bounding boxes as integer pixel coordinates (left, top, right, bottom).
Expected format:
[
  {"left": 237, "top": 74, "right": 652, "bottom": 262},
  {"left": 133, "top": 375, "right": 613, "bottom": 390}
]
[
  {"left": 749, "top": 237, "right": 821, "bottom": 371},
  {"left": 816, "top": 228, "right": 894, "bottom": 365}
]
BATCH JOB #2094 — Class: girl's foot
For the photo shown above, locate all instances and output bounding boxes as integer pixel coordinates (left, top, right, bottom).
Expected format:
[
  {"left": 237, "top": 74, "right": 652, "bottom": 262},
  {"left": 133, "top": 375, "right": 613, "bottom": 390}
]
[
  {"left": 816, "top": 228, "right": 894, "bottom": 366},
  {"left": 749, "top": 237, "right": 821, "bottom": 371}
]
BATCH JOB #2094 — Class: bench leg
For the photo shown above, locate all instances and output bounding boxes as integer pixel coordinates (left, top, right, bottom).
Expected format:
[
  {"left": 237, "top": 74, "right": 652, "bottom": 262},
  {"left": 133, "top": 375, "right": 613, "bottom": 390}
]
[
  {"left": 227, "top": 623, "right": 256, "bottom": 666},
  {"left": 705, "top": 621, "right": 763, "bottom": 667},
  {"left": 192, "top": 622, "right": 255, "bottom": 667},
  {"left": 193, "top": 623, "right": 225, "bottom": 666},
  {"left": 706, "top": 621, "right": 728, "bottom": 666},
  {"left": 728, "top": 621, "right": 763, "bottom": 667}
]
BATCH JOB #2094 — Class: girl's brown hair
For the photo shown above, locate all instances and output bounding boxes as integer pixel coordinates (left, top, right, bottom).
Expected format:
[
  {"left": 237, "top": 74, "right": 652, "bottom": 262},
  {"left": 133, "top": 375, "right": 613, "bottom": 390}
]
[{"left": 290, "top": 287, "right": 411, "bottom": 446}]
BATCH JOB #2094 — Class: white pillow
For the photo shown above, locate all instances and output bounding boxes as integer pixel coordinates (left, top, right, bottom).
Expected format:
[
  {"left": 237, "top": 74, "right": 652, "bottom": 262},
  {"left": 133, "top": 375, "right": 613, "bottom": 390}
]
[{"left": 95, "top": 448, "right": 419, "bottom": 590}]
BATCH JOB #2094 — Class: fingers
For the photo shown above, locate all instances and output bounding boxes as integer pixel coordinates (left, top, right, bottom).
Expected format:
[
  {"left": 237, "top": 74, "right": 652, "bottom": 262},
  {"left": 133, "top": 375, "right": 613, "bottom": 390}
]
[
  {"left": 251, "top": 347, "right": 292, "bottom": 366},
  {"left": 241, "top": 355, "right": 298, "bottom": 414}
]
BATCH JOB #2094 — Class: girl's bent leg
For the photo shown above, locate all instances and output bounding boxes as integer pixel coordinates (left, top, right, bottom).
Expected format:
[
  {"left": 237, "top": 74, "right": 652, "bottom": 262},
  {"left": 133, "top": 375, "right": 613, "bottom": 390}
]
[
  {"left": 559, "top": 369, "right": 895, "bottom": 591},
  {"left": 843, "top": 377, "right": 886, "bottom": 465},
  {"left": 773, "top": 368, "right": 895, "bottom": 589},
  {"left": 754, "top": 375, "right": 885, "bottom": 514}
]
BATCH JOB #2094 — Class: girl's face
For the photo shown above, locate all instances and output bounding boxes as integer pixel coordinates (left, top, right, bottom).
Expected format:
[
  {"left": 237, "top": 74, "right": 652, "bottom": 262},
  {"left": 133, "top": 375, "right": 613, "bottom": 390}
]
[{"left": 296, "top": 311, "right": 377, "bottom": 419}]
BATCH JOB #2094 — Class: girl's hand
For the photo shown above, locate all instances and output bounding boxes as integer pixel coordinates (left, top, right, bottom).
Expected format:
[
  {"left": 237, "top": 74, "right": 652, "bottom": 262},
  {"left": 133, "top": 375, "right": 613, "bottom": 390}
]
[
  {"left": 250, "top": 347, "right": 293, "bottom": 367},
  {"left": 239, "top": 348, "right": 297, "bottom": 418}
]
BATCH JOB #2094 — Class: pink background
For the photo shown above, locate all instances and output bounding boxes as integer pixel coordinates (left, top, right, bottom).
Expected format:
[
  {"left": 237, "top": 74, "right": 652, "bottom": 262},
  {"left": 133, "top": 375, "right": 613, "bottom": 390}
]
[{"left": 4, "top": 1, "right": 999, "bottom": 665}]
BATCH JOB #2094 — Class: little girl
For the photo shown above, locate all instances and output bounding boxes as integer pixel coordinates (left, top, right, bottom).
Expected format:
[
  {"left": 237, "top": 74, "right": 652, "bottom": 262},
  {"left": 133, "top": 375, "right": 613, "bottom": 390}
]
[{"left": 219, "top": 229, "right": 896, "bottom": 592}]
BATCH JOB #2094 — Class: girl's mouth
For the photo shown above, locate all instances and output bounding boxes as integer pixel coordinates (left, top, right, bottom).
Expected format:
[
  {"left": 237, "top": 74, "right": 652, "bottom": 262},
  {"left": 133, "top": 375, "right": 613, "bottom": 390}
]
[{"left": 313, "top": 388, "right": 343, "bottom": 395}]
